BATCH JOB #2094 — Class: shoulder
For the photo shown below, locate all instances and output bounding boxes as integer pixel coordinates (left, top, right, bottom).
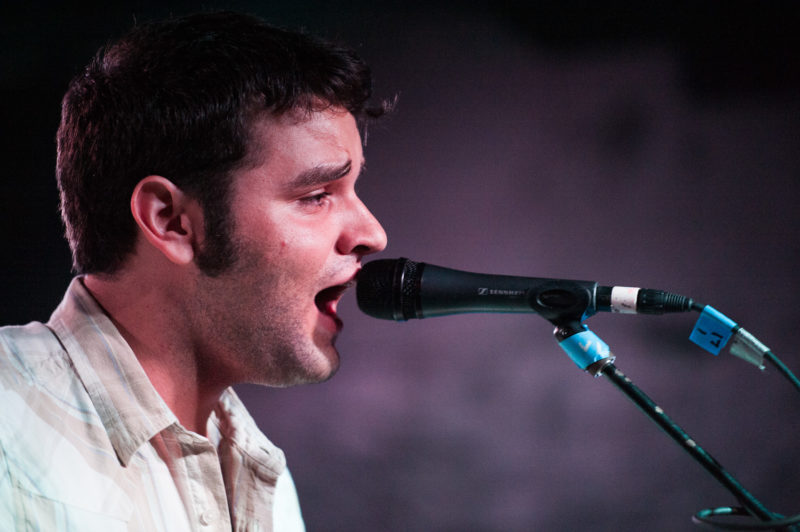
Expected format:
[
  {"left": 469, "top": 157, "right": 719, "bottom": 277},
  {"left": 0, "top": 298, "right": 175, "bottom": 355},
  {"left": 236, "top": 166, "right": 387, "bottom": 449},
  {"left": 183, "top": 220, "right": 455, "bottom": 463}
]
[
  {"left": 0, "top": 322, "right": 83, "bottom": 411},
  {"left": 0, "top": 320, "right": 108, "bottom": 474},
  {"left": 0, "top": 321, "right": 103, "bottom": 454},
  {"left": 0, "top": 323, "right": 133, "bottom": 527},
  {"left": 0, "top": 318, "right": 104, "bottom": 432},
  {"left": 0, "top": 322, "right": 70, "bottom": 380}
]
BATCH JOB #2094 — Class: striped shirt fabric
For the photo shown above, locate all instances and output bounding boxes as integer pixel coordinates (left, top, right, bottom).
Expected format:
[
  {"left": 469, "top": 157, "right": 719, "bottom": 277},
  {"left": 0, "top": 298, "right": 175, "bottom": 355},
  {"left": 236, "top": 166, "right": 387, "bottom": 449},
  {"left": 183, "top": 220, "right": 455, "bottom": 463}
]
[{"left": 0, "top": 278, "right": 305, "bottom": 531}]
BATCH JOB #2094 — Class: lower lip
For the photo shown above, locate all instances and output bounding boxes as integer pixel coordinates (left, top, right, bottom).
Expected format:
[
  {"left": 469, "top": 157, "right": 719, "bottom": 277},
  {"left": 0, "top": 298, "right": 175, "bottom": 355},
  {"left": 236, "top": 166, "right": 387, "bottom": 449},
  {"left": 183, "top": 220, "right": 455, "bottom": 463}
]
[{"left": 318, "top": 309, "right": 343, "bottom": 333}]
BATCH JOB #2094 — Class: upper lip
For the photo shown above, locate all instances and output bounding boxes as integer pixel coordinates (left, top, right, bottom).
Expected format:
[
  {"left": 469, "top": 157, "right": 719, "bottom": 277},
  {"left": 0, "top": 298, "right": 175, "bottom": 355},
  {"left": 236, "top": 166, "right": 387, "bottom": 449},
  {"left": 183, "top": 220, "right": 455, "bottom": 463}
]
[
  {"left": 315, "top": 270, "right": 359, "bottom": 312},
  {"left": 333, "top": 269, "right": 359, "bottom": 293}
]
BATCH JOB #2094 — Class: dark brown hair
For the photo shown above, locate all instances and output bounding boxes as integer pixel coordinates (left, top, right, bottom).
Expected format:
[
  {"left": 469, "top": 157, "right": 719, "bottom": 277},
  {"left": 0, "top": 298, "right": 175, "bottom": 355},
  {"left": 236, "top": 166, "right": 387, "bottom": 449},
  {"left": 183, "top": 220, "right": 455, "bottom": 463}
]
[{"left": 57, "top": 11, "right": 389, "bottom": 275}]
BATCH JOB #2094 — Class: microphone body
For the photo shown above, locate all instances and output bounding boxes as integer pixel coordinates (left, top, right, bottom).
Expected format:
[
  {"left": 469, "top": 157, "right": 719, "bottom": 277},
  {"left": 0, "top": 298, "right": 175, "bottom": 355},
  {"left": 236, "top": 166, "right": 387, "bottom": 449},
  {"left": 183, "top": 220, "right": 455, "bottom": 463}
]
[{"left": 357, "top": 258, "right": 692, "bottom": 323}]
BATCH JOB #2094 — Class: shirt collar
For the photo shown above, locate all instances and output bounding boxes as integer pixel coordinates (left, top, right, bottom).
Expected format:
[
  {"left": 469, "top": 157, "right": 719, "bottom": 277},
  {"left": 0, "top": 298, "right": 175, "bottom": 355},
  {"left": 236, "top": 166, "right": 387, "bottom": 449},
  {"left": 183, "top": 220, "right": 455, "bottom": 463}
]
[
  {"left": 210, "top": 389, "right": 287, "bottom": 480},
  {"left": 47, "top": 277, "right": 177, "bottom": 466}
]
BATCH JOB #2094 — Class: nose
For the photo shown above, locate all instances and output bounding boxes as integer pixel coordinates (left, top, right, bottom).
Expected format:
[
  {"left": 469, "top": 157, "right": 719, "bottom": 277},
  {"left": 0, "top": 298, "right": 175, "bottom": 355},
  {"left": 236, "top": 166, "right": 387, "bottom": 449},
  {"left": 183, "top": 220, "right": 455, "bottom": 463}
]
[{"left": 337, "top": 197, "right": 387, "bottom": 257}]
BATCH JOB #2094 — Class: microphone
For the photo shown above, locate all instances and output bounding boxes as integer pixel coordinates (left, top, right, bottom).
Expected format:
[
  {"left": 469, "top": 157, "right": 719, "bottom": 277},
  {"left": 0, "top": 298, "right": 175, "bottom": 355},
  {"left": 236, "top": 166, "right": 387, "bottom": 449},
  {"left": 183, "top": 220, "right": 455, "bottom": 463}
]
[{"left": 356, "top": 258, "right": 694, "bottom": 322}]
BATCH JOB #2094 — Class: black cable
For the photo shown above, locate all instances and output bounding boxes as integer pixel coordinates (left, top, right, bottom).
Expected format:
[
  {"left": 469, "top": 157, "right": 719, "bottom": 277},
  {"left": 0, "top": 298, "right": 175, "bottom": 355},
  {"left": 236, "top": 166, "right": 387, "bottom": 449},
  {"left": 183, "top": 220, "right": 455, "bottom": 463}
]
[
  {"left": 765, "top": 351, "right": 800, "bottom": 394},
  {"left": 681, "top": 302, "right": 800, "bottom": 529}
]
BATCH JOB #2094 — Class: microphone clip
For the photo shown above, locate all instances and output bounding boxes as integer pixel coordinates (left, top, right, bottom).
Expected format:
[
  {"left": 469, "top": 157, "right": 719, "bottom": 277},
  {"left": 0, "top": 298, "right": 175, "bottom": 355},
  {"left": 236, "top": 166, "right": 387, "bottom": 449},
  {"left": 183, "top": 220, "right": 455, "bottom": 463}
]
[{"left": 528, "top": 280, "right": 598, "bottom": 327}]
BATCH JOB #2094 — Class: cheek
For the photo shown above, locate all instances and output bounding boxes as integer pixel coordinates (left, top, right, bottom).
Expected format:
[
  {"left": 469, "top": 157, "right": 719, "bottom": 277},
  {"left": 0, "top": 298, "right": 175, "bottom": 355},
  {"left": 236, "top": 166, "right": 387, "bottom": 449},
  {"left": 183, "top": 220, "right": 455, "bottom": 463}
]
[
  {"left": 245, "top": 211, "right": 337, "bottom": 269},
  {"left": 275, "top": 236, "right": 305, "bottom": 259}
]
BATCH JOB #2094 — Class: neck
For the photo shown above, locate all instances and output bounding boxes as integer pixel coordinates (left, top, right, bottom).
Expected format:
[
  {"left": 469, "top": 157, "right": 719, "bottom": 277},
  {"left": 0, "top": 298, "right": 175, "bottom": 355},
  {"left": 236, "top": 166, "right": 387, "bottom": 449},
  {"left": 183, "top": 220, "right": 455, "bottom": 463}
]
[{"left": 83, "top": 271, "right": 228, "bottom": 437}]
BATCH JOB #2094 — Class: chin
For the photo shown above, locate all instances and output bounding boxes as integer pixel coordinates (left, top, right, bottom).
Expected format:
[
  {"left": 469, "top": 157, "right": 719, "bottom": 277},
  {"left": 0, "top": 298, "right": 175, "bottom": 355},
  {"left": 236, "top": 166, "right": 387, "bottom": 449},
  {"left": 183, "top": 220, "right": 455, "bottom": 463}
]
[
  {"left": 308, "top": 345, "right": 341, "bottom": 382},
  {"left": 256, "top": 363, "right": 337, "bottom": 388},
  {"left": 279, "top": 342, "right": 340, "bottom": 387},
  {"left": 242, "top": 336, "right": 340, "bottom": 388}
]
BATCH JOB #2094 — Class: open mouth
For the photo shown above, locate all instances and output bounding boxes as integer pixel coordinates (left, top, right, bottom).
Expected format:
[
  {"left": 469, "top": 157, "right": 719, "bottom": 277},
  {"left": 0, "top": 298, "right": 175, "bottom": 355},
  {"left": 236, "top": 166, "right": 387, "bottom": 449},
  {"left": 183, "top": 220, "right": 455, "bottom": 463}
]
[{"left": 314, "top": 281, "right": 353, "bottom": 319}]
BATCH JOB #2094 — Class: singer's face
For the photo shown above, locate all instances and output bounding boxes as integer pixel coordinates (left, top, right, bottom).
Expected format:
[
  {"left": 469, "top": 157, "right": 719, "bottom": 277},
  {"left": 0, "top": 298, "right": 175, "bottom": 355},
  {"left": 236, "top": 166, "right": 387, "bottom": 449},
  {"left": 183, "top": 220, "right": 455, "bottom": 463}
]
[{"left": 192, "top": 107, "right": 387, "bottom": 386}]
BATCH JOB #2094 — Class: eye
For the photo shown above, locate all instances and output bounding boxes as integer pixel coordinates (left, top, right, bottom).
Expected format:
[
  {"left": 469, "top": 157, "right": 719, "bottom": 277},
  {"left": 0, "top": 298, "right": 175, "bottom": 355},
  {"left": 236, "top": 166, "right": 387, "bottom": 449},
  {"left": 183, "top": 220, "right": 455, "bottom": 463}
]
[{"left": 298, "top": 191, "right": 332, "bottom": 208}]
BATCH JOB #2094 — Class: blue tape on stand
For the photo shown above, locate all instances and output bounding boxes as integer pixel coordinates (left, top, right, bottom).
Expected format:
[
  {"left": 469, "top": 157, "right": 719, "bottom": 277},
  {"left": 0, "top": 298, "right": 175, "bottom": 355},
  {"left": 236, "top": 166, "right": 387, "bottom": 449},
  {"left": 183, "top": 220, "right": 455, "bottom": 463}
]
[
  {"left": 689, "top": 306, "right": 737, "bottom": 355},
  {"left": 559, "top": 330, "right": 611, "bottom": 370}
]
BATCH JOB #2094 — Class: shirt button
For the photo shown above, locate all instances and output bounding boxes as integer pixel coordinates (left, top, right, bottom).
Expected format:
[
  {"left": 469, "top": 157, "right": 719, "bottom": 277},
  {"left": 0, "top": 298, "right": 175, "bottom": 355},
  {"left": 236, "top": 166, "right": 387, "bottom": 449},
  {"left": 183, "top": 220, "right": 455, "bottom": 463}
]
[{"left": 199, "top": 510, "right": 215, "bottom": 526}]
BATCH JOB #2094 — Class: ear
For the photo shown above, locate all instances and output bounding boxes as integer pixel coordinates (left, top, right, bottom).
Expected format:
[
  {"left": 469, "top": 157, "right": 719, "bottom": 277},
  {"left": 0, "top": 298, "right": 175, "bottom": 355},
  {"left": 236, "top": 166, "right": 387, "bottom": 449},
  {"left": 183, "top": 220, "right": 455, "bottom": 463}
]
[{"left": 130, "top": 176, "right": 203, "bottom": 266}]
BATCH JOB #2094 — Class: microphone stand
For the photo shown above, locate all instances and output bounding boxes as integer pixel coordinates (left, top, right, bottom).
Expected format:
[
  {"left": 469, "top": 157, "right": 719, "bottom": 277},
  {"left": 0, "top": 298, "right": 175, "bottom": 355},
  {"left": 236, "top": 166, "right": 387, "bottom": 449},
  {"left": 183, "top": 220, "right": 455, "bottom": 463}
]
[
  {"left": 531, "top": 281, "right": 784, "bottom": 528},
  {"left": 603, "top": 363, "right": 776, "bottom": 522},
  {"left": 554, "top": 322, "right": 776, "bottom": 525}
]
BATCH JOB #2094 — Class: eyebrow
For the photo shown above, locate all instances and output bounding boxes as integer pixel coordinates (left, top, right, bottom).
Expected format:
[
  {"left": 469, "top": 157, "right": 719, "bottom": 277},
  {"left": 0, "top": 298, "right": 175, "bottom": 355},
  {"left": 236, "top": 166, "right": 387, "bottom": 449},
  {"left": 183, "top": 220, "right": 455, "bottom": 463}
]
[{"left": 288, "top": 160, "right": 362, "bottom": 190}]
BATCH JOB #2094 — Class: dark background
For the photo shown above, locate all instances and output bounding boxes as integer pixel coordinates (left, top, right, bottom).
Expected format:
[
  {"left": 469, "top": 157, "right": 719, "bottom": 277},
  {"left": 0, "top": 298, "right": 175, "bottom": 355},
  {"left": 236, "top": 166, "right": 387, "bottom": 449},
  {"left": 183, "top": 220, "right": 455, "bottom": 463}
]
[{"left": 3, "top": 2, "right": 800, "bottom": 530}]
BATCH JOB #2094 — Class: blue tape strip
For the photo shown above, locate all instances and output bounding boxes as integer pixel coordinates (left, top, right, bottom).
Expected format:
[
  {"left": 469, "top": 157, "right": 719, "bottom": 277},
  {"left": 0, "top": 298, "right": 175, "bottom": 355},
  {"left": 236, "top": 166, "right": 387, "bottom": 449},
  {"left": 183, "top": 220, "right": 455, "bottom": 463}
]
[
  {"left": 559, "top": 330, "right": 611, "bottom": 370},
  {"left": 689, "top": 305, "right": 737, "bottom": 355}
]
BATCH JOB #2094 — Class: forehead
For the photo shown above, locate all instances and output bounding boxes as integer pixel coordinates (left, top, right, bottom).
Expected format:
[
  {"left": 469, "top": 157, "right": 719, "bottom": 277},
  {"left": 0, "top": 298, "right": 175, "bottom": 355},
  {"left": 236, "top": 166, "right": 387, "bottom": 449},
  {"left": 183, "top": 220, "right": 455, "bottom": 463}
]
[{"left": 244, "top": 107, "right": 363, "bottom": 173}]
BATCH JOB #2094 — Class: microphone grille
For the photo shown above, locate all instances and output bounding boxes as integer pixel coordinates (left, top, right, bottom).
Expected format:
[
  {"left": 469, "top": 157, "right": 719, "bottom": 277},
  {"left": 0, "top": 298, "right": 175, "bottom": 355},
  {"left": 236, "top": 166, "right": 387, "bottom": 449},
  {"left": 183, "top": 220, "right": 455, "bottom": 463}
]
[
  {"left": 399, "top": 258, "right": 421, "bottom": 320},
  {"left": 356, "top": 259, "right": 402, "bottom": 319},
  {"left": 357, "top": 258, "right": 424, "bottom": 320}
]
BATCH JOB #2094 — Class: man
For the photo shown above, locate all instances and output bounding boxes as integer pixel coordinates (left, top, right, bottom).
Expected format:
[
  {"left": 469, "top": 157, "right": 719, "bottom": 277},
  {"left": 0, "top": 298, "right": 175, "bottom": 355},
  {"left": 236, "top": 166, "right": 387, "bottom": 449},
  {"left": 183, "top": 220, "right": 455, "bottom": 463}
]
[{"left": 0, "top": 11, "right": 388, "bottom": 531}]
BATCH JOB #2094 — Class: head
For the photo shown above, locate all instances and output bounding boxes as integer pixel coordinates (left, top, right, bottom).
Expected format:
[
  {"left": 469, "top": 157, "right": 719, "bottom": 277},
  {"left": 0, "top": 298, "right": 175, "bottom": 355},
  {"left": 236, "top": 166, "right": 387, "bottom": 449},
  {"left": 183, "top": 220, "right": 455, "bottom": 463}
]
[
  {"left": 57, "top": 10, "right": 389, "bottom": 276},
  {"left": 57, "top": 11, "right": 390, "bottom": 386}
]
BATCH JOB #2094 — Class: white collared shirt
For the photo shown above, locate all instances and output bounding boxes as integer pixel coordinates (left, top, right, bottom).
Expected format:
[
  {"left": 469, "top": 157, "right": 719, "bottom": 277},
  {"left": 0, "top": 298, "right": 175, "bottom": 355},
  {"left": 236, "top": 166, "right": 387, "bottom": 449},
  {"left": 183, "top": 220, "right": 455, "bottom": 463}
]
[{"left": 0, "top": 278, "right": 305, "bottom": 531}]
